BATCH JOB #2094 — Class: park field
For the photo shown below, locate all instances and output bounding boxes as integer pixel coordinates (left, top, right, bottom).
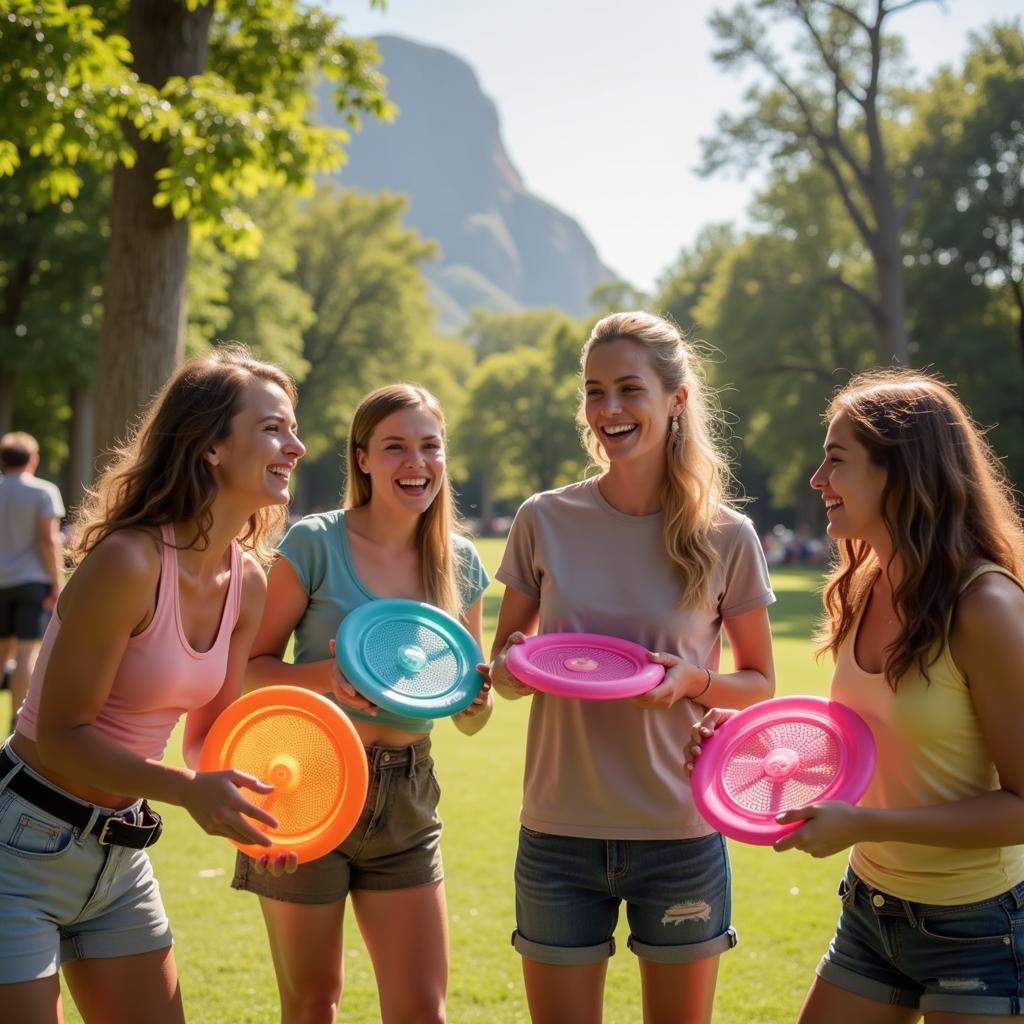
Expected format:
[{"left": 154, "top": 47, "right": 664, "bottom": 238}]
[{"left": 2, "top": 542, "right": 845, "bottom": 1023}]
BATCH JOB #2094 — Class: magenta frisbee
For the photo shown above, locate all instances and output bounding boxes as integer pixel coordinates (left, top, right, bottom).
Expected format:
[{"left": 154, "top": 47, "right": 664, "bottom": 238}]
[
  {"left": 691, "top": 695, "right": 876, "bottom": 846},
  {"left": 505, "top": 633, "right": 665, "bottom": 700}
]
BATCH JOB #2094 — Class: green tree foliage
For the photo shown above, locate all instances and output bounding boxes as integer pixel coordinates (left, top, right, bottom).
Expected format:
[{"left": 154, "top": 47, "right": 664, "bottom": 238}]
[
  {"left": 703, "top": 0, "right": 944, "bottom": 365},
  {"left": 0, "top": 163, "right": 107, "bottom": 480},
  {"left": 455, "top": 317, "right": 587, "bottom": 521},
  {"left": 462, "top": 307, "right": 571, "bottom": 361},
  {"left": 906, "top": 22, "right": 1024, "bottom": 480},
  {"left": 1, "top": 0, "right": 392, "bottom": 458},
  {"left": 694, "top": 165, "right": 878, "bottom": 514},
  {"left": 656, "top": 224, "right": 737, "bottom": 334}
]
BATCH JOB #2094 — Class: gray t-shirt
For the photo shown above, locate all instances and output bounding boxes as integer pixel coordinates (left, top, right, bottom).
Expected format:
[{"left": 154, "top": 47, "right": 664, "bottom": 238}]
[
  {"left": 0, "top": 473, "right": 65, "bottom": 588},
  {"left": 496, "top": 476, "right": 774, "bottom": 840}
]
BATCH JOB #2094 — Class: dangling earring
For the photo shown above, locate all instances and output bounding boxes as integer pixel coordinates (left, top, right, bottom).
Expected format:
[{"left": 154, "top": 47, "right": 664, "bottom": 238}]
[{"left": 670, "top": 415, "right": 681, "bottom": 439}]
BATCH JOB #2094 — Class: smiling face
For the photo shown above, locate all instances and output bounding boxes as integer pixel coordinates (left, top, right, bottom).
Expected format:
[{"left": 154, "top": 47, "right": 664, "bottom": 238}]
[
  {"left": 810, "top": 411, "right": 888, "bottom": 547},
  {"left": 583, "top": 337, "right": 686, "bottom": 470},
  {"left": 206, "top": 377, "right": 305, "bottom": 509},
  {"left": 356, "top": 404, "right": 446, "bottom": 516}
]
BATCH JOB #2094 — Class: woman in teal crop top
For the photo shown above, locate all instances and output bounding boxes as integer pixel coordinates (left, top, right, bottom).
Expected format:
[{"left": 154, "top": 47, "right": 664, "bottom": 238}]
[
  {"left": 691, "top": 369, "right": 1024, "bottom": 1022},
  {"left": 234, "top": 383, "right": 492, "bottom": 1024},
  {"left": 0, "top": 347, "right": 305, "bottom": 1023}
]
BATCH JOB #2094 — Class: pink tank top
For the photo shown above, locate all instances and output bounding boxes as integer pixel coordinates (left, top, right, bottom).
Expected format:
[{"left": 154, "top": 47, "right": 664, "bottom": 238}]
[{"left": 17, "top": 524, "right": 242, "bottom": 761}]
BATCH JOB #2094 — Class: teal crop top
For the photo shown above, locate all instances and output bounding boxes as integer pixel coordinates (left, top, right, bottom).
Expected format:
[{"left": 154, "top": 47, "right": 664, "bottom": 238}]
[{"left": 277, "top": 509, "right": 490, "bottom": 733}]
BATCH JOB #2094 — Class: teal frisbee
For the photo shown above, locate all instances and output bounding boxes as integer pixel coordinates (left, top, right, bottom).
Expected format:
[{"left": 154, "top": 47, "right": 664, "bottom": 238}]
[{"left": 335, "top": 599, "right": 485, "bottom": 719}]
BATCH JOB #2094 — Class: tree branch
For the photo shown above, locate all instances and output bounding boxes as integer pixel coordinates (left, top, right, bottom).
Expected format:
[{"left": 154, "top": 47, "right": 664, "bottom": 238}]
[
  {"left": 884, "top": 0, "right": 940, "bottom": 17},
  {"left": 818, "top": 273, "right": 885, "bottom": 324},
  {"left": 819, "top": 1, "right": 870, "bottom": 33},
  {"left": 746, "top": 48, "right": 876, "bottom": 242},
  {"left": 791, "top": 0, "right": 864, "bottom": 108}
]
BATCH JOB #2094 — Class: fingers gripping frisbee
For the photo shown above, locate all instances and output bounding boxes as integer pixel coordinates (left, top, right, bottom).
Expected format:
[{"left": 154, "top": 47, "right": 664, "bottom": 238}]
[
  {"left": 691, "top": 696, "right": 876, "bottom": 845},
  {"left": 336, "top": 599, "right": 485, "bottom": 719},
  {"left": 506, "top": 633, "right": 666, "bottom": 700},
  {"left": 200, "top": 686, "right": 368, "bottom": 863}
]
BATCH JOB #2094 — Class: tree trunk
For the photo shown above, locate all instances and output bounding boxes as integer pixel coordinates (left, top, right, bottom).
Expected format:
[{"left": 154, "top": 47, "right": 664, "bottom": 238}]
[
  {"left": 0, "top": 367, "right": 13, "bottom": 434},
  {"left": 94, "top": 0, "right": 213, "bottom": 459},
  {"left": 66, "top": 385, "right": 96, "bottom": 509},
  {"left": 873, "top": 213, "right": 910, "bottom": 367}
]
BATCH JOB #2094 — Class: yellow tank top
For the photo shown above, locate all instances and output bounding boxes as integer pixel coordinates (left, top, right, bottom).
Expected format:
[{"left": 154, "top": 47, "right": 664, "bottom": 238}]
[{"left": 831, "top": 563, "right": 1024, "bottom": 904}]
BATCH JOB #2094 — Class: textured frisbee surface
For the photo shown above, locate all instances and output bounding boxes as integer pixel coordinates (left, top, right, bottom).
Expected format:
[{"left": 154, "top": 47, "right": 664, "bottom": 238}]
[
  {"left": 336, "top": 598, "right": 484, "bottom": 719},
  {"left": 691, "top": 695, "right": 876, "bottom": 845},
  {"left": 506, "top": 632, "right": 666, "bottom": 699},
  {"left": 200, "top": 686, "right": 368, "bottom": 863}
]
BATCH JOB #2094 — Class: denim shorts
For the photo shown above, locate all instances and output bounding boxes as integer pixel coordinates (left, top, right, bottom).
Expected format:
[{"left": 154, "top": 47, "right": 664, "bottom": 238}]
[
  {"left": 232, "top": 737, "right": 443, "bottom": 903},
  {"left": 0, "top": 746, "right": 171, "bottom": 983},
  {"left": 513, "top": 827, "right": 737, "bottom": 965},
  {"left": 818, "top": 866, "right": 1024, "bottom": 1015}
]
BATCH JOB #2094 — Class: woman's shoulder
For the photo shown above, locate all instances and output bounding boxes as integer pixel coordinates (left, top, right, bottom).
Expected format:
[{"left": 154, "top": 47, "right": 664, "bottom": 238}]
[
  {"left": 85, "top": 526, "right": 164, "bottom": 577},
  {"left": 956, "top": 566, "right": 1024, "bottom": 627},
  {"left": 280, "top": 508, "right": 345, "bottom": 545},
  {"left": 710, "top": 504, "right": 758, "bottom": 542},
  {"left": 519, "top": 478, "right": 599, "bottom": 515},
  {"left": 291, "top": 508, "right": 345, "bottom": 532},
  {"left": 59, "top": 528, "right": 164, "bottom": 623}
]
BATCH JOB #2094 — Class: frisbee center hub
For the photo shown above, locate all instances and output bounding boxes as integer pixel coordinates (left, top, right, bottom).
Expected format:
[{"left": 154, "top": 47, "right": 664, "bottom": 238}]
[
  {"left": 397, "top": 644, "right": 428, "bottom": 675},
  {"left": 763, "top": 747, "right": 801, "bottom": 780},
  {"left": 267, "top": 754, "right": 301, "bottom": 793},
  {"left": 564, "top": 656, "right": 599, "bottom": 673}
]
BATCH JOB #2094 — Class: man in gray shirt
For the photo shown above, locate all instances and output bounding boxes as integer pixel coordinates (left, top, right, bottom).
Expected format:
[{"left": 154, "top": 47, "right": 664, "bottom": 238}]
[{"left": 0, "top": 432, "right": 65, "bottom": 732}]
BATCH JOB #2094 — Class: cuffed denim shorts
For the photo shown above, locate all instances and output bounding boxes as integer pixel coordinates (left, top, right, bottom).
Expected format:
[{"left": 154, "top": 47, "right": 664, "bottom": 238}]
[
  {"left": 232, "top": 737, "right": 443, "bottom": 904},
  {"left": 0, "top": 744, "right": 171, "bottom": 983},
  {"left": 818, "top": 866, "right": 1024, "bottom": 1015},
  {"left": 513, "top": 826, "right": 737, "bottom": 965}
]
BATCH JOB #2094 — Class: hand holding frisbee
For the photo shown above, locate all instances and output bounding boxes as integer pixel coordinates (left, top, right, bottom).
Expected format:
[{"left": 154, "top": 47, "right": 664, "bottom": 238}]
[
  {"left": 689, "top": 695, "right": 876, "bottom": 846},
  {"left": 505, "top": 632, "right": 666, "bottom": 700},
  {"left": 335, "top": 598, "right": 485, "bottom": 719},
  {"left": 200, "top": 686, "right": 369, "bottom": 864}
]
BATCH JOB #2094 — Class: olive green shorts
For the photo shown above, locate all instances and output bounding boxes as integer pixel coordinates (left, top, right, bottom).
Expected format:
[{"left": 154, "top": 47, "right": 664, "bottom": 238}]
[{"left": 231, "top": 736, "right": 443, "bottom": 903}]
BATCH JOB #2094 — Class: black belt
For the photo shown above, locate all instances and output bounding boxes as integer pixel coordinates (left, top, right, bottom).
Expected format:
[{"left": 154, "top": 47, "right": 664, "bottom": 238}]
[{"left": 0, "top": 747, "right": 162, "bottom": 849}]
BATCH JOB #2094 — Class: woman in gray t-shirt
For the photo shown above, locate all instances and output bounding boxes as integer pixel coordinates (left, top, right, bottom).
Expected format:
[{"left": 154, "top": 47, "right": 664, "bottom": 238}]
[{"left": 490, "top": 311, "right": 776, "bottom": 1024}]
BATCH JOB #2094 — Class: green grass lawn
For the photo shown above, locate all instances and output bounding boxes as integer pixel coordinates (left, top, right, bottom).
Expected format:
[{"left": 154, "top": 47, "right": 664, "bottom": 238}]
[{"left": 3, "top": 543, "right": 845, "bottom": 1023}]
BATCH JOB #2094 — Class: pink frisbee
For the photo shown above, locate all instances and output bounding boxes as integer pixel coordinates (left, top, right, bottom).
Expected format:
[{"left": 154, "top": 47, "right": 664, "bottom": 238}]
[
  {"left": 691, "top": 695, "right": 876, "bottom": 846},
  {"left": 506, "top": 632, "right": 665, "bottom": 700}
]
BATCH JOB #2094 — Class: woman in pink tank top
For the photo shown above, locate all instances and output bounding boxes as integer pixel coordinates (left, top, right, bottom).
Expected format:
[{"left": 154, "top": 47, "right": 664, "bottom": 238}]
[
  {"left": 0, "top": 346, "right": 304, "bottom": 1024},
  {"left": 690, "top": 370, "right": 1024, "bottom": 1022}
]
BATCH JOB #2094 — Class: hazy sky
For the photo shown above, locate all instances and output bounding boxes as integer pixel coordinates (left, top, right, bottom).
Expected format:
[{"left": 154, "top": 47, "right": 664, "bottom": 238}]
[{"left": 335, "top": 1, "right": 1021, "bottom": 292}]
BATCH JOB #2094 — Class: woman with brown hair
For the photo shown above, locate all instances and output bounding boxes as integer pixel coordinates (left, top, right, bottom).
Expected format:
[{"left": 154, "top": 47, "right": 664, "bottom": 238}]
[
  {"left": 692, "top": 369, "right": 1024, "bottom": 1022},
  {"left": 0, "top": 346, "right": 305, "bottom": 1023},
  {"left": 234, "top": 383, "right": 492, "bottom": 1024}
]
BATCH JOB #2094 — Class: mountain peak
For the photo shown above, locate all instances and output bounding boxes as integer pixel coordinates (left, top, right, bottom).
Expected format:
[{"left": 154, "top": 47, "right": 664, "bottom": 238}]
[{"left": 319, "top": 34, "right": 615, "bottom": 328}]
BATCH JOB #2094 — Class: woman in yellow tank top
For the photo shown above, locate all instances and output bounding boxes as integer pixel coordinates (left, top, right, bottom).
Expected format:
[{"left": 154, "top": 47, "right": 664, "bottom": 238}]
[{"left": 692, "top": 368, "right": 1024, "bottom": 1021}]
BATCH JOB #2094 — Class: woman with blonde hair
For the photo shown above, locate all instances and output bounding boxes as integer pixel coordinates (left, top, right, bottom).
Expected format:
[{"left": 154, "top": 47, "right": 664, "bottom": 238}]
[
  {"left": 489, "top": 311, "right": 776, "bottom": 1024},
  {"left": 235, "top": 382, "right": 492, "bottom": 1024},
  {"left": 691, "top": 368, "right": 1024, "bottom": 1021},
  {"left": 0, "top": 346, "right": 305, "bottom": 1023}
]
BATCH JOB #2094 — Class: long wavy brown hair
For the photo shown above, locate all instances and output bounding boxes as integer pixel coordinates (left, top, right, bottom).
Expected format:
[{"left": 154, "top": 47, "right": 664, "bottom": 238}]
[
  {"left": 344, "top": 384, "right": 464, "bottom": 618},
  {"left": 817, "top": 369, "right": 1024, "bottom": 686},
  {"left": 73, "top": 345, "right": 298, "bottom": 565},
  {"left": 578, "top": 311, "right": 734, "bottom": 608}
]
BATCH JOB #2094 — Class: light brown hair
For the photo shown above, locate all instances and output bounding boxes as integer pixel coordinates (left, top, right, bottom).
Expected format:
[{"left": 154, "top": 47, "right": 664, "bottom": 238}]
[
  {"left": 579, "top": 311, "right": 733, "bottom": 607},
  {"left": 817, "top": 369, "right": 1024, "bottom": 686},
  {"left": 73, "top": 345, "right": 298, "bottom": 564},
  {"left": 344, "top": 384, "right": 464, "bottom": 617}
]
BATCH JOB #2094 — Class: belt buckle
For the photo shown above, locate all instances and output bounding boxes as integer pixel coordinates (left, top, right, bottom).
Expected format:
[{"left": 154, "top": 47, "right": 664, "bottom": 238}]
[{"left": 96, "top": 816, "right": 116, "bottom": 846}]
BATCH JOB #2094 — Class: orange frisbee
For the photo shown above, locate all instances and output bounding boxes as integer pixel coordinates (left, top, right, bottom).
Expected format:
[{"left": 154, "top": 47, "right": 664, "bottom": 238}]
[{"left": 200, "top": 686, "right": 368, "bottom": 864}]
